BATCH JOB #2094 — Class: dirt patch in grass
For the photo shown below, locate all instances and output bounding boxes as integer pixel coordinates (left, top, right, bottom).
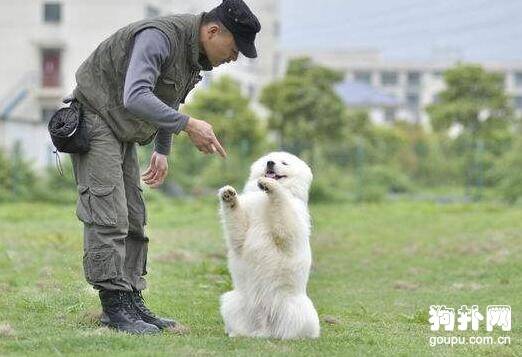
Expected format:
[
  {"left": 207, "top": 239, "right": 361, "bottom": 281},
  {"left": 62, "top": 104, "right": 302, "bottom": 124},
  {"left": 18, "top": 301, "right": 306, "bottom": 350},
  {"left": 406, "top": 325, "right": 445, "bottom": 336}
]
[
  {"left": 156, "top": 250, "right": 199, "bottom": 263},
  {"left": 393, "top": 281, "right": 420, "bottom": 291},
  {"left": 77, "top": 308, "right": 102, "bottom": 327},
  {"left": 0, "top": 323, "right": 15, "bottom": 337},
  {"left": 323, "top": 315, "right": 342, "bottom": 325}
]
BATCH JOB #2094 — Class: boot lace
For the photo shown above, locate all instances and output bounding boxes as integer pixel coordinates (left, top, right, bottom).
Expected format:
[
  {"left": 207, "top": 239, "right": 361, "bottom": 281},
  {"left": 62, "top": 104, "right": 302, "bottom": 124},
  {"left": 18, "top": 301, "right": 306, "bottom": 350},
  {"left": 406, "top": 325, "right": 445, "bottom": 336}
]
[
  {"left": 133, "top": 291, "right": 157, "bottom": 318},
  {"left": 106, "top": 291, "right": 141, "bottom": 322}
]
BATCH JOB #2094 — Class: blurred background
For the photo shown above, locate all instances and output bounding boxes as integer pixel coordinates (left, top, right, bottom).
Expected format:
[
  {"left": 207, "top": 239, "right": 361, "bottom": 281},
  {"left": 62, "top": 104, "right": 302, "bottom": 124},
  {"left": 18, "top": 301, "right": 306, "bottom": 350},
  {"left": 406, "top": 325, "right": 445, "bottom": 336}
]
[{"left": 0, "top": 0, "right": 521, "bottom": 204}]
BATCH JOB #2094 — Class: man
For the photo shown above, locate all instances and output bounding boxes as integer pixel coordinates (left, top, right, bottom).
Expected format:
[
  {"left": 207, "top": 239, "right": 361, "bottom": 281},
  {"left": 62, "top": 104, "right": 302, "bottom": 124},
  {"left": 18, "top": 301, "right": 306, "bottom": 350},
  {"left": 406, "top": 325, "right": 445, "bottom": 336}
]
[{"left": 70, "top": 0, "right": 260, "bottom": 334}]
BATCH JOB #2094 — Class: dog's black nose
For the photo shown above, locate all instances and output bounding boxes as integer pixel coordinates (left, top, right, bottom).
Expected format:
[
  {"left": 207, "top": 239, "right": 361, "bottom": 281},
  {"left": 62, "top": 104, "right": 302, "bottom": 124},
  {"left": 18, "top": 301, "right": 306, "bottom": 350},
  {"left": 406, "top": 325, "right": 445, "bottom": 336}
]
[{"left": 267, "top": 160, "right": 275, "bottom": 169}]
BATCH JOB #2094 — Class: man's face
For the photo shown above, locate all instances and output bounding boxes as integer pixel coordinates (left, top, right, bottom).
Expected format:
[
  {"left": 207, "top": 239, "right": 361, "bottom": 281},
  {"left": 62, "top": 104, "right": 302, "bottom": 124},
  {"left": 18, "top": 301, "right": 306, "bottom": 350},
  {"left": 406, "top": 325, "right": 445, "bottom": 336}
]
[{"left": 203, "top": 24, "right": 239, "bottom": 67}]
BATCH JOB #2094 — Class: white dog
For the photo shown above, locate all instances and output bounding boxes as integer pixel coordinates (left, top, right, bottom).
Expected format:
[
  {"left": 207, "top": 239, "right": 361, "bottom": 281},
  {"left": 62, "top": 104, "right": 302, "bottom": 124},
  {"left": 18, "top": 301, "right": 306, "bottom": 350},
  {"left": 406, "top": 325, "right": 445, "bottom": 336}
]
[{"left": 217, "top": 151, "right": 320, "bottom": 339}]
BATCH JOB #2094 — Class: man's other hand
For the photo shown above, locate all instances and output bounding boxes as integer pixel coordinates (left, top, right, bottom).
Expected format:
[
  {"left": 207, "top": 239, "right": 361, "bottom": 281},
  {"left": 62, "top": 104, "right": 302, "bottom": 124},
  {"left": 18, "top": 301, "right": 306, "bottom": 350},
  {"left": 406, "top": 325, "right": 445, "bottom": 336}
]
[
  {"left": 184, "top": 117, "right": 227, "bottom": 158},
  {"left": 142, "top": 151, "right": 168, "bottom": 188}
]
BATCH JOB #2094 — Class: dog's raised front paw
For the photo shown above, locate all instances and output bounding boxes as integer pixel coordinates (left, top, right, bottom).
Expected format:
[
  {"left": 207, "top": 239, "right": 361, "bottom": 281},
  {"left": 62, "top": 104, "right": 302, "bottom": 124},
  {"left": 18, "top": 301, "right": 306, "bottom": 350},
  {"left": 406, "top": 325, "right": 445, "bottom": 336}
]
[
  {"left": 257, "top": 177, "right": 278, "bottom": 193},
  {"left": 219, "top": 185, "right": 237, "bottom": 205}
]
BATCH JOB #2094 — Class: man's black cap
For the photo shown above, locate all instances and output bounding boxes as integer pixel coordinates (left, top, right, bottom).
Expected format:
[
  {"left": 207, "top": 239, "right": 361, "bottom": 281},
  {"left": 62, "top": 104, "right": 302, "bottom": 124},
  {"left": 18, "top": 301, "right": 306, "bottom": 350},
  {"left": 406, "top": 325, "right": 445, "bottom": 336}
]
[{"left": 215, "top": 0, "right": 261, "bottom": 58}]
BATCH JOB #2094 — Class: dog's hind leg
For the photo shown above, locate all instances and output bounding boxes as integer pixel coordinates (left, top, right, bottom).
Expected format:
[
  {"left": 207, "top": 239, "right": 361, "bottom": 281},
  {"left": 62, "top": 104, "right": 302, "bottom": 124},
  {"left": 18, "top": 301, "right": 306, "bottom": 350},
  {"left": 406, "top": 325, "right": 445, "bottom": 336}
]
[
  {"left": 219, "top": 186, "right": 249, "bottom": 254},
  {"left": 270, "top": 295, "right": 320, "bottom": 339},
  {"left": 220, "top": 290, "right": 251, "bottom": 337}
]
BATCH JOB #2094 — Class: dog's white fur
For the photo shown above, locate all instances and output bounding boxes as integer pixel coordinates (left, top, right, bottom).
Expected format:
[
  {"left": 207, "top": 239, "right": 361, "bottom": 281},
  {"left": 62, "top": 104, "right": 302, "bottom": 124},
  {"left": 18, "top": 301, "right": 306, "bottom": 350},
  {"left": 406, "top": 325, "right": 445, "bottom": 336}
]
[{"left": 218, "top": 151, "right": 320, "bottom": 339}]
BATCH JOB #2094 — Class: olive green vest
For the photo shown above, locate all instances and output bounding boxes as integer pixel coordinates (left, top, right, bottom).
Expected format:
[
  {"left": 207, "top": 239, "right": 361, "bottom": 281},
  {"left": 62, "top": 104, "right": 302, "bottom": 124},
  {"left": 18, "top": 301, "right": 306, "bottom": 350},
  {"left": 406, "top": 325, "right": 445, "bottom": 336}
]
[{"left": 73, "top": 13, "right": 211, "bottom": 145}]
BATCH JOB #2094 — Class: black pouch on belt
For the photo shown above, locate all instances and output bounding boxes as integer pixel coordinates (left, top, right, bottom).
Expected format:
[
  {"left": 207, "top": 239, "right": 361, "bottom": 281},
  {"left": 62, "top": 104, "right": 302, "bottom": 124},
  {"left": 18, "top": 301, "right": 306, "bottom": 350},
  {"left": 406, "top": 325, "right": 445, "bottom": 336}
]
[{"left": 48, "top": 98, "right": 90, "bottom": 154}]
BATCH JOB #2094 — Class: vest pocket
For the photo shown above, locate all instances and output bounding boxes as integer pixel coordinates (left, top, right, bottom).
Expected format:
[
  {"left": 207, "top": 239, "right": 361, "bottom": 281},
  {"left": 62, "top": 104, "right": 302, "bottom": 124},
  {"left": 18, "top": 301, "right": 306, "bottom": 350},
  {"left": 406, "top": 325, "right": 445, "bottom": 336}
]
[{"left": 155, "top": 77, "right": 181, "bottom": 106}]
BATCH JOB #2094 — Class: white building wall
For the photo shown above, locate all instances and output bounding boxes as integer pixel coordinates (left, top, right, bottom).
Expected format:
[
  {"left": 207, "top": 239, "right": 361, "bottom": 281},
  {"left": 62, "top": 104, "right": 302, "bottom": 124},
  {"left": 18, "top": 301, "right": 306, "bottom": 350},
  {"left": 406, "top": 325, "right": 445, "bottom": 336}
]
[
  {"left": 0, "top": 0, "right": 279, "bottom": 168},
  {"left": 0, "top": 0, "right": 173, "bottom": 168}
]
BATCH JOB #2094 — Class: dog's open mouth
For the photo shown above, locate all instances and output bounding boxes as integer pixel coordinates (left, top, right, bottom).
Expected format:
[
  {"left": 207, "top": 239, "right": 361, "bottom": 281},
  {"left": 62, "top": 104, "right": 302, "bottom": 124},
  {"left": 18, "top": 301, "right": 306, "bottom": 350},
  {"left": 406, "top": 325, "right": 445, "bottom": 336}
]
[{"left": 265, "top": 169, "right": 287, "bottom": 180}]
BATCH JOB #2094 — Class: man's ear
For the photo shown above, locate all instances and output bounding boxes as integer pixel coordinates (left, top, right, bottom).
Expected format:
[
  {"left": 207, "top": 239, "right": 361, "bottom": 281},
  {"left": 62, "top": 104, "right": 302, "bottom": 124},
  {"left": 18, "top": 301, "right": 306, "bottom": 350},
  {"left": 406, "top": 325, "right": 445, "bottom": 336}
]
[{"left": 207, "top": 23, "right": 220, "bottom": 38}]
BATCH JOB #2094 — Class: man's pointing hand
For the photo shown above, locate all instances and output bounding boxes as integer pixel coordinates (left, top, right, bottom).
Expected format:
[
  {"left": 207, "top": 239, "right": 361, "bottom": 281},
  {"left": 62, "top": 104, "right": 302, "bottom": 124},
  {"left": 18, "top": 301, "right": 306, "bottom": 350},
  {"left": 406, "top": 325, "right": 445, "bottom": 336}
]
[{"left": 183, "top": 117, "right": 227, "bottom": 158}]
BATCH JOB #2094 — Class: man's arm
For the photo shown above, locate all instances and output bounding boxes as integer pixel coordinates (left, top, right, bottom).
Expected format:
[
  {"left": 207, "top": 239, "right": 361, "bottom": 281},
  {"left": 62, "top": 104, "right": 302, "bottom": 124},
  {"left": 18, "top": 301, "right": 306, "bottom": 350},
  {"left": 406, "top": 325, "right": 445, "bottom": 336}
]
[
  {"left": 153, "top": 129, "right": 172, "bottom": 156},
  {"left": 124, "top": 28, "right": 225, "bottom": 158},
  {"left": 123, "top": 28, "right": 189, "bottom": 155}
]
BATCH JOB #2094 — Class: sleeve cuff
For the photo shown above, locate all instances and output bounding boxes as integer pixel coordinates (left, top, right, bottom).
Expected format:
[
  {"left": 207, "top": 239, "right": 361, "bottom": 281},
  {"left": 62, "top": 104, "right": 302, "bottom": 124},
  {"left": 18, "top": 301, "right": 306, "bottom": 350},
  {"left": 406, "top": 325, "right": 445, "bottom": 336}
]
[
  {"left": 154, "top": 145, "right": 170, "bottom": 156},
  {"left": 176, "top": 114, "right": 190, "bottom": 134}
]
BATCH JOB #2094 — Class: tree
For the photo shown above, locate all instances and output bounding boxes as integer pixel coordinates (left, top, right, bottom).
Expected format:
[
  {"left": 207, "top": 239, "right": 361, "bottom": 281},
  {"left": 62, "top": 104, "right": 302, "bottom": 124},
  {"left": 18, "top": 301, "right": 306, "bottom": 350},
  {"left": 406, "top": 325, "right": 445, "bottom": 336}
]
[
  {"left": 427, "top": 64, "right": 513, "bottom": 138},
  {"left": 260, "top": 57, "right": 346, "bottom": 152},
  {"left": 427, "top": 64, "right": 514, "bottom": 198},
  {"left": 163, "top": 76, "right": 267, "bottom": 192},
  {"left": 184, "top": 76, "right": 265, "bottom": 153}
]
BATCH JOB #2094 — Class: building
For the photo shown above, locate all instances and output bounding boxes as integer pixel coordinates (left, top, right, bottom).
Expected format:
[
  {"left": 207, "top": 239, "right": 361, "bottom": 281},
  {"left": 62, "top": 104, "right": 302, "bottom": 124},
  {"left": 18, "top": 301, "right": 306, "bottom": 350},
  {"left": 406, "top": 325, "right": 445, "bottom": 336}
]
[
  {"left": 0, "top": 0, "right": 174, "bottom": 168},
  {"left": 335, "top": 80, "right": 400, "bottom": 124},
  {"left": 285, "top": 49, "right": 522, "bottom": 126},
  {"left": 0, "top": 0, "right": 279, "bottom": 169},
  {"left": 170, "top": 0, "right": 280, "bottom": 113}
]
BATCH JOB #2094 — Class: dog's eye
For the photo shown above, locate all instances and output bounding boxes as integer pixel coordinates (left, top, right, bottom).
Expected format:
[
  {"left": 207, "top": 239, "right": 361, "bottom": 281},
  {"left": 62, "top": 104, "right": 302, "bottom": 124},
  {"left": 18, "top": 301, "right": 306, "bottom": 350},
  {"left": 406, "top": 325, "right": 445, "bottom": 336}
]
[{"left": 282, "top": 161, "right": 288, "bottom": 166}]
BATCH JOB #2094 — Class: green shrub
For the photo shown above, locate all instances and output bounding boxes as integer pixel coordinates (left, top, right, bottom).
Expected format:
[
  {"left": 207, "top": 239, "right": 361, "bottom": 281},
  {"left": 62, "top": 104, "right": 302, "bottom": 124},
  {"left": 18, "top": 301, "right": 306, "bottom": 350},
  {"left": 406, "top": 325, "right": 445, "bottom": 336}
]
[
  {"left": 0, "top": 144, "right": 39, "bottom": 202},
  {"left": 362, "top": 165, "right": 414, "bottom": 194},
  {"left": 494, "top": 139, "right": 522, "bottom": 203},
  {"left": 356, "top": 184, "right": 387, "bottom": 203}
]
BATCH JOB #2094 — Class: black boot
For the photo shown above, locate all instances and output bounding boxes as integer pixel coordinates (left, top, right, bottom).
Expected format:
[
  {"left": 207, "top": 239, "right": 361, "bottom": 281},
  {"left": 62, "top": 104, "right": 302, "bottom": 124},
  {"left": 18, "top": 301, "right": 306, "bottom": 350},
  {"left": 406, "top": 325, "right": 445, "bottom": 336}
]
[
  {"left": 99, "top": 290, "right": 160, "bottom": 334},
  {"left": 130, "top": 291, "right": 178, "bottom": 330}
]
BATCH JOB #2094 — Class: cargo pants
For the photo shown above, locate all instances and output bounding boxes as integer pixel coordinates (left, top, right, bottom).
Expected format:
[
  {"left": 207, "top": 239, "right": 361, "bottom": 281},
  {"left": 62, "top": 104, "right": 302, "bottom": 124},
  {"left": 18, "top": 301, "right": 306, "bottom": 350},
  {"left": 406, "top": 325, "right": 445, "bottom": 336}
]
[{"left": 71, "top": 109, "right": 149, "bottom": 291}]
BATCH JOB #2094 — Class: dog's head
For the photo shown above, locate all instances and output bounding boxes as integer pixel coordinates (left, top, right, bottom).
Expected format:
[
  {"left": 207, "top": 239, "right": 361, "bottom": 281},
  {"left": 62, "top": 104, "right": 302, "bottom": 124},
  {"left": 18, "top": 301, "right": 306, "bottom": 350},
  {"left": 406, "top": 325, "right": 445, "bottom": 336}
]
[{"left": 245, "top": 151, "right": 313, "bottom": 201}]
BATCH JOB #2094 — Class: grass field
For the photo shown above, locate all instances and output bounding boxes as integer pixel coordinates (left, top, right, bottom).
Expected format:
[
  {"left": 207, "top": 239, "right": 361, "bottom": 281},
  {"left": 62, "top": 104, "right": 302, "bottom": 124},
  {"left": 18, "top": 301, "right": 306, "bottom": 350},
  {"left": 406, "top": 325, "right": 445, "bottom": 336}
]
[{"left": 0, "top": 197, "right": 520, "bottom": 356}]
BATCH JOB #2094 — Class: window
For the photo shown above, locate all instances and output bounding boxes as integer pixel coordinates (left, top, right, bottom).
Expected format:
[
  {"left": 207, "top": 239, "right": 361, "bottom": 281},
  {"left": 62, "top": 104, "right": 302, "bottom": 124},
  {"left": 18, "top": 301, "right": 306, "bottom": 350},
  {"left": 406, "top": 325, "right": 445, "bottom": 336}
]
[
  {"left": 381, "top": 71, "right": 398, "bottom": 86},
  {"left": 515, "top": 72, "right": 522, "bottom": 87},
  {"left": 407, "top": 71, "right": 421, "bottom": 86},
  {"left": 41, "top": 49, "right": 61, "bottom": 87},
  {"left": 406, "top": 93, "right": 419, "bottom": 108},
  {"left": 145, "top": 5, "right": 160, "bottom": 18},
  {"left": 43, "top": 2, "right": 61, "bottom": 23},
  {"left": 353, "top": 71, "right": 371, "bottom": 84}
]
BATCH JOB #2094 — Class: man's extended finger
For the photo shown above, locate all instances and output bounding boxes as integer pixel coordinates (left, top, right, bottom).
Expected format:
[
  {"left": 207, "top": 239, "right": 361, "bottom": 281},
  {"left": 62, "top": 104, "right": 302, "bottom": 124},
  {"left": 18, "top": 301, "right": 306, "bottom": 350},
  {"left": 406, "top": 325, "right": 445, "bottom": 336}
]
[
  {"left": 145, "top": 179, "right": 159, "bottom": 187},
  {"left": 142, "top": 167, "right": 157, "bottom": 181},
  {"left": 150, "top": 169, "right": 165, "bottom": 184},
  {"left": 212, "top": 137, "right": 227, "bottom": 158},
  {"left": 142, "top": 171, "right": 156, "bottom": 181},
  {"left": 147, "top": 172, "right": 166, "bottom": 188},
  {"left": 144, "top": 176, "right": 159, "bottom": 188}
]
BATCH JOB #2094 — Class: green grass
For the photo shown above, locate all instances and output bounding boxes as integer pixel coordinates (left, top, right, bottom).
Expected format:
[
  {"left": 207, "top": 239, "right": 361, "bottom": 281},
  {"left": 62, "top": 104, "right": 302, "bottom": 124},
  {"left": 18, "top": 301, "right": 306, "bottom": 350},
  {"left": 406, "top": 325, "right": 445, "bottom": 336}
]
[{"left": 0, "top": 198, "right": 520, "bottom": 356}]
